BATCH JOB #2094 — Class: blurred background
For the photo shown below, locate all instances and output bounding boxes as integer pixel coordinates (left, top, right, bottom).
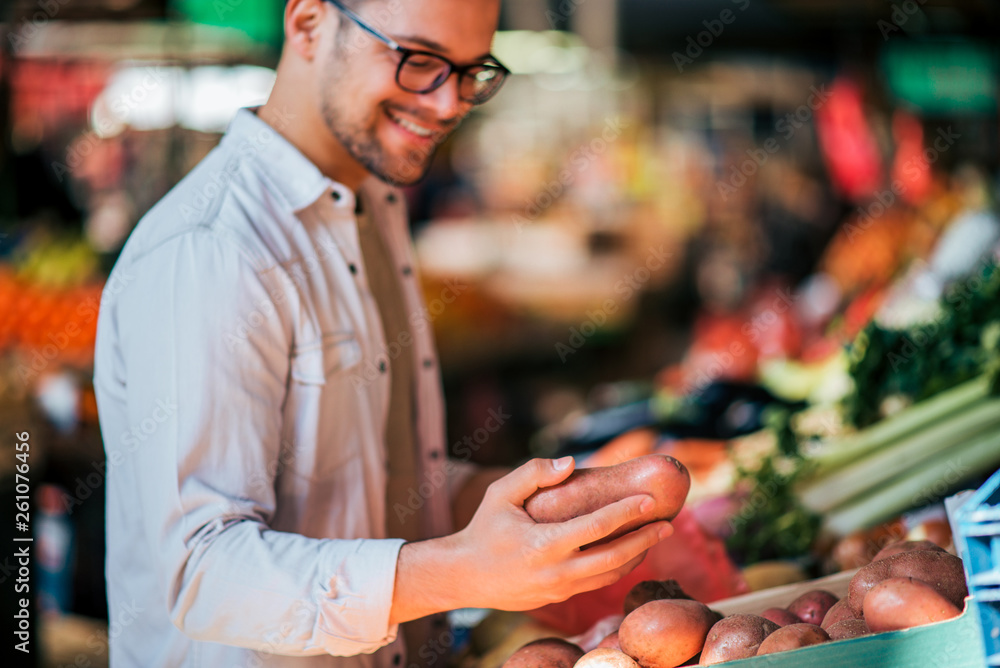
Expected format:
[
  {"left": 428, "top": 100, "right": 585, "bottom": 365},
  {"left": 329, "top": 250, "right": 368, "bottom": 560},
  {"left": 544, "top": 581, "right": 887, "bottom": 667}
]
[{"left": 1, "top": 1, "right": 999, "bottom": 665}]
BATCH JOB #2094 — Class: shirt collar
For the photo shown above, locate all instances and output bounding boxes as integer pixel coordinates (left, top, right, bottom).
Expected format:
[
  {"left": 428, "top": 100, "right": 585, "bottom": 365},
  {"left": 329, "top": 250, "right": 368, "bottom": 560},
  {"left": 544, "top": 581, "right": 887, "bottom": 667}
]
[{"left": 222, "top": 108, "right": 349, "bottom": 213}]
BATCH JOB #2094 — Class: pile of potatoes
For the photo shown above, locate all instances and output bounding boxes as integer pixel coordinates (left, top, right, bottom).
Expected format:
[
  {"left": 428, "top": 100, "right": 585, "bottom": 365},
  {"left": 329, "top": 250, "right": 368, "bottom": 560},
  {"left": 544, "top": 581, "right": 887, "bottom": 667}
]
[{"left": 503, "top": 541, "right": 967, "bottom": 668}]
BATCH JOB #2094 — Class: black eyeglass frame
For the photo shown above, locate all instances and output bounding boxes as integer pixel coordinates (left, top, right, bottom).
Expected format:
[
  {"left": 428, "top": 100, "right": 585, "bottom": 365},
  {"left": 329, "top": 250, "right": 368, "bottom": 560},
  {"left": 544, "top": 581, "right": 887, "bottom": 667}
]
[{"left": 325, "top": 0, "right": 510, "bottom": 105}]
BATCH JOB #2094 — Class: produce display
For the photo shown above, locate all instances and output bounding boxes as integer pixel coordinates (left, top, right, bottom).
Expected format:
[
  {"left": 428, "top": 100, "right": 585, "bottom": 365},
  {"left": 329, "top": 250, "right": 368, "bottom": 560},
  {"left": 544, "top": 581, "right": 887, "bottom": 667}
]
[
  {"left": 699, "top": 614, "right": 779, "bottom": 664},
  {"left": 0, "top": 235, "right": 104, "bottom": 372},
  {"left": 500, "top": 541, "right": 968, "bottom": 667},
  {"left": 619, "top": 599, "right": 720, "bottom": 667},
  {"left": 504, "top": 639, "right": 585, "bottom": 668},
  {"left": 575, "top": 649, "right": 639, "bottom": 668},
  {"left": 754, "top": 623, "right": 829, "bottom": 656}
]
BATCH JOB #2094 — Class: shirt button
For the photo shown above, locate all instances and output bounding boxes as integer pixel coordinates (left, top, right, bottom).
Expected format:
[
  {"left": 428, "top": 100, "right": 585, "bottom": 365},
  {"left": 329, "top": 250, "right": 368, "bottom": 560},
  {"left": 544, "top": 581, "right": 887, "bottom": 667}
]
[
  {"left": 387, "top": 193, "right": 397, "bottom": 204},
  {"left": 331, "top": 190, "right": 342, "bottom": 201},
  {"left": 393, "top": 653, "right": 401, "bottom": 666},
  {"left": 401, "top": 265, "right": 413, "bottom": 276},
  {"left": 430, "top": 450, "right": 441, "bottom": 460},
  {"left": 422, "top": 358, "right": 433, "bottom": 369},
  {"left": 379, "top": 361, "right": 388, "bottom": 373},
  {"left": 349, "top": 263, "right": 358, "bottom": 275}
]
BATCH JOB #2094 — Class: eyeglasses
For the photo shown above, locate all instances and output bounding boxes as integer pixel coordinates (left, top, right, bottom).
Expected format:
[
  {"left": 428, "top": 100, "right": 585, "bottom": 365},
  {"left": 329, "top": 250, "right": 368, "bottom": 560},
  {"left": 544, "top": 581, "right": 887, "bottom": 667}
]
[{"left": 325, "top": 0, "right": 510, "bottom": 105}]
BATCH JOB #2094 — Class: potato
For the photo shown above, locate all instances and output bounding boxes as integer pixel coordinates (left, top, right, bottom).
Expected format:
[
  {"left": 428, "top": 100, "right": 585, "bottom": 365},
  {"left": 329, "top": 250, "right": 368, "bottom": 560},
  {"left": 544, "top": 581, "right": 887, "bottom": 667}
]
[
  {"left": 819, "top": 598, "right": 858, "bottom": 630},
  {"left": 525, "top": 455, "right": 691, "bottom": 546},
  {"left": 619, "top": 599, "right": 719, "bottom": 668},
  {"left": 504, "top": 638, "right": 585, "bottom": 668},
  {"left": 759, "top": 608, "right": 802, "bottom": 627},
  {"left": 826, "top": 619, "right": 870, "bottom": 640},
  {"left": 872, "top": 540, "right": 947, "bottom": 563},
  {"left": 863, "top": 577, "right": 963, "bottom": 632},
  {"left": 699, "top": 615, "right": 780, "bottom": 665},
  {"left": 848, "top": 550, "right": 967, "bottom": 616},
  {"left": 598, "top": 632, "right": 621, "bottom": 651},
  {"left": 755, "top": 624, "right": 830, "bottom": 655},
  {"left": 787, "top": 590, "right": 838, "bottom": 626},
  {"left": 575, "top": 649, "right": 640, "bottom": 668},
  {"left": 624, "top": 580, "right": 693, "bottom": 616}
]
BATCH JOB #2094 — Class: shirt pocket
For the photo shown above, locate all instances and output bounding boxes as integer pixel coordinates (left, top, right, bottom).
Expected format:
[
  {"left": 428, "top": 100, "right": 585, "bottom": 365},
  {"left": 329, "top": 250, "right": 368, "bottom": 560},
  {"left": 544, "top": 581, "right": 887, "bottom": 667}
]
[
  {"left": 281, "top": 332, "right": 366, "bottom": 480},
  {"left": 289, "top": 332, "right": 363, "bottom": 383}
]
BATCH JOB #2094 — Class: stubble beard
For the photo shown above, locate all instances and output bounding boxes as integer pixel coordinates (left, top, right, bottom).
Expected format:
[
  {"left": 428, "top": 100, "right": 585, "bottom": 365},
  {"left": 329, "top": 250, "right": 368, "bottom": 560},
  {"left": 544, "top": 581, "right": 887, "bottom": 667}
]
[{"left": 320, "top": 43, "right": 440, "bottom": 187}]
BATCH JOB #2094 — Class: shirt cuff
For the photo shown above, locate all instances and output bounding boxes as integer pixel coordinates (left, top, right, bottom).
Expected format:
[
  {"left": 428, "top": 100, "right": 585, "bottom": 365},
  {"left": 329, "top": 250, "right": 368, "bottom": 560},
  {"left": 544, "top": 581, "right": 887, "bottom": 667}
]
[{"left": 317, "top": 537, "right": 406, "bottom": 656}]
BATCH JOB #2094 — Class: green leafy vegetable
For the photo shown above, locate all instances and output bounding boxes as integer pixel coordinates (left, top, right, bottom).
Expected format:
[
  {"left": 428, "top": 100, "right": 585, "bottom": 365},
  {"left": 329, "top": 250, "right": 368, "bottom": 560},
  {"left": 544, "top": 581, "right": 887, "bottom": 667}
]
[{"left": 845, "top": 261, "right": 1000, "bottom": 428}]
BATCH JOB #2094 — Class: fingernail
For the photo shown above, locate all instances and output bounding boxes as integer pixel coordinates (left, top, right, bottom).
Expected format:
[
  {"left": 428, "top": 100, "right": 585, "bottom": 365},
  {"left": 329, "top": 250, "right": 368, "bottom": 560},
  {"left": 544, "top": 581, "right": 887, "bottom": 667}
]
[
  {"left": 553, "top": 456, "right": 573, "bottom": 470},
  {"left": 639, "top": 496, "right": 654, "bottom": 513},
  {"left": 658, "top": 524, "right": 673, "bottom": 540}
]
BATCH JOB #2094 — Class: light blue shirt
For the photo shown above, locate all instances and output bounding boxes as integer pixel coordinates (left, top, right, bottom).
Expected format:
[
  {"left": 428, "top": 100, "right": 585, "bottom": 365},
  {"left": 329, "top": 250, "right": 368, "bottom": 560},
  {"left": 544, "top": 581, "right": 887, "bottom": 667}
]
[{"left": 94, "top": 109, "right": 459, "bottom": 667}]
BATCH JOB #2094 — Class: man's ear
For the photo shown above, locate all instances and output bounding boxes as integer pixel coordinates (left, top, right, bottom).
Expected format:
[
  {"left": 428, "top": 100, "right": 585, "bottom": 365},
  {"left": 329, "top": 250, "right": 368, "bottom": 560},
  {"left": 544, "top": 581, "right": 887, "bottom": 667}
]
[{"left": 284, "top": 0, "right": 333, "bottom": 61}]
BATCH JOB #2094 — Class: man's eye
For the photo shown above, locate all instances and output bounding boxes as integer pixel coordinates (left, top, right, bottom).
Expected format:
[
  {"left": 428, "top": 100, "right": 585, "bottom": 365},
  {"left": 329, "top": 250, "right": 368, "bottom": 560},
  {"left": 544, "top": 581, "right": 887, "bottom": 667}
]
[{"left": 406, "top": 55, "right": 438, "bottom": 69}]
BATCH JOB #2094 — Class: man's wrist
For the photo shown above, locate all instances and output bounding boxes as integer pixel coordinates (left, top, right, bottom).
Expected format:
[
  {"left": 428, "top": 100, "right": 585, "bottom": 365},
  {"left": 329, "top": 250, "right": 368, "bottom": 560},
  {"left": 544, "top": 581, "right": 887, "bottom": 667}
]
[{"left": 389, "top": 531, "right": 471, "bottom": 625}]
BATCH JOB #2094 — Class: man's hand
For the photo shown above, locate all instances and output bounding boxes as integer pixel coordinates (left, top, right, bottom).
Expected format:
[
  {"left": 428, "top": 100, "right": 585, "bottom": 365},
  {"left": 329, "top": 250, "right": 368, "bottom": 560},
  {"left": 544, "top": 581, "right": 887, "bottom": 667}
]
[
  {"left": 452, "top": 466, "right": 510, "bottom": 531},
  {"left": 389, "top": 457, "right": 673, "bottom": 624}
]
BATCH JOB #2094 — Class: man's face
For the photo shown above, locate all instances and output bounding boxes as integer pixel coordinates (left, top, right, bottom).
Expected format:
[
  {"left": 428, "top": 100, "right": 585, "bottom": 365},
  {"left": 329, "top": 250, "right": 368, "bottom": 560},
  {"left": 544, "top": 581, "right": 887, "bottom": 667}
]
[{"left": 320, "top": 0, "right": 501, "bottom": 186}]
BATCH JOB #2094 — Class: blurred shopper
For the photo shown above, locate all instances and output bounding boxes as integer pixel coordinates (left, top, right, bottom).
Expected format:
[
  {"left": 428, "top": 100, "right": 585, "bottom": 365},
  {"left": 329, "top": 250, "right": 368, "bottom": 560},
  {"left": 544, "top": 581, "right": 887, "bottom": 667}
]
[{"left": 94, "top": 1, "right": 673, "bottom": 666}]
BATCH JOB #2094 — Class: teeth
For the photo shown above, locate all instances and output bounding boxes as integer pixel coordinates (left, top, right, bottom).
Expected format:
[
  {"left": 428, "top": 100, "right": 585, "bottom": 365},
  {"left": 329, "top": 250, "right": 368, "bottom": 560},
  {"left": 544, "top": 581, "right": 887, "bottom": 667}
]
[{"left": 390, "top": 112, "right": 433, "bottom": 138}]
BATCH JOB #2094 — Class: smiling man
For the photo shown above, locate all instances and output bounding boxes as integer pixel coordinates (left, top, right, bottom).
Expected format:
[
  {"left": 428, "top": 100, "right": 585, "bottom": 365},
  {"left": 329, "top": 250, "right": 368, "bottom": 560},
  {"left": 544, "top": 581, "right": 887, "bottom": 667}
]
[{"left": 93, "top": 0, "right": 672, "bottom": 666}]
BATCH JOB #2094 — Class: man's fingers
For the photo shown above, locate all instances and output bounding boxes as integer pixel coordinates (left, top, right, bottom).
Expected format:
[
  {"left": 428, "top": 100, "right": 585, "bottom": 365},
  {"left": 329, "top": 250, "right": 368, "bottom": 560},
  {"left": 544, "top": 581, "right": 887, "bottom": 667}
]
[
  {"left": 487, "top": 457, "right": 575, "bottom": 505},
  {"left": 548, "top": 494, "right": 655, "bottom": 550},
  {"left": 570, "top": 551, "right": 649, "bottom": 598},
  {"left": 560, "top": 520, "right": 671, "bottom": 582}
]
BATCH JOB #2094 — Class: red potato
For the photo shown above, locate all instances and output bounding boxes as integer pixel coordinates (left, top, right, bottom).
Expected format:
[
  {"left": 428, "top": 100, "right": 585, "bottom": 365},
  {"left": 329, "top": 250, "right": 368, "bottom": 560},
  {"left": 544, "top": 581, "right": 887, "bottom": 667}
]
[
  {"left": 504, "top": 639, "right": 585, "bottom": 668},
  {"left": 699, "top": 615, "right": 780, "bottom": 664},
  {"left": 575, "top": 648, "right": 640, "bottom": 668},
  {"left": 825, "top": 619, "right": 871, "bottom": 640},
  {"left": 525, "top": 455, "right": 691, "bottom": 547},
  {"left": 759, "top": 608, "right": 802, "bottom": 627},
  {"left": 787, "top": 590, "right": 838, "bottom": 626},
  {"left": 624, "top": 580, "right": 693, "bottom": 616},
  {"left": 872, "top": 540, "right": 947, "bottom": 563},
  {"left": 619, "top": 599, "right": 720, "bottom": 668},
  {"left": 863, "top": 577, "right": 963, "bottom": 632},
  {"left": 755, "top": 624, "right": 830, "bottom": 655},
  {"left": 598, "top": 632, "right": 622, "bottom": 651},
  {"left": 820, "top": 598, "right": 858, "bottom": 630},
  {"left": 848, "top": 550, "right": 968, "bottom": 616}
]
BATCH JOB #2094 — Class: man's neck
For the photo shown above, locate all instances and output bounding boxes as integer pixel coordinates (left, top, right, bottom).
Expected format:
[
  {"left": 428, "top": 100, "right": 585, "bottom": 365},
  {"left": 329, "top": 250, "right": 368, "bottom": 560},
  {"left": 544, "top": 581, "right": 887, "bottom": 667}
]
[{"left": 257, "top": 66, "right": 369, "bottom": 192}]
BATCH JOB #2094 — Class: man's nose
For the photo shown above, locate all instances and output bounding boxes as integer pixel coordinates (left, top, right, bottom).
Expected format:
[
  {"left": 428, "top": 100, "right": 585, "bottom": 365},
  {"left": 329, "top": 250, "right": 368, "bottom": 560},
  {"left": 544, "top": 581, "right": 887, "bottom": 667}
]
[{"left": 420, "top": 72, "right": 466, "bottom": 123}]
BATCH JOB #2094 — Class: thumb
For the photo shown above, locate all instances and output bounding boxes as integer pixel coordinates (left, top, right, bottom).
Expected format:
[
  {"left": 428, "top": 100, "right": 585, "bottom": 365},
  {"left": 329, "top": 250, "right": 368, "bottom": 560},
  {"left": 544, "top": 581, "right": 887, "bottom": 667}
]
[{"left": 492, "top": 457, "right": 575, "bottom": 505}]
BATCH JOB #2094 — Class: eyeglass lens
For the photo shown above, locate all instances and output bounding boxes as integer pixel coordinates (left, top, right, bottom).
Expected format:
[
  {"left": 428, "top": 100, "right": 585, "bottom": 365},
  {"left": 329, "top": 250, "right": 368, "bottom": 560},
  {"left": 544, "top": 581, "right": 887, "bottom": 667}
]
[{"left": 397, "top": 53, "right": 505, "bottom": 103}]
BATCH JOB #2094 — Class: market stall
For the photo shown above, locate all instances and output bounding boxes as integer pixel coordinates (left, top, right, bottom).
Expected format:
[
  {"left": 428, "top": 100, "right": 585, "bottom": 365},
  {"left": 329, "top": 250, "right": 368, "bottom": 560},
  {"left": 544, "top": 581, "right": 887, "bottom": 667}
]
[{"left": 1, "top": 0, "right": 999, "bottom": 667}]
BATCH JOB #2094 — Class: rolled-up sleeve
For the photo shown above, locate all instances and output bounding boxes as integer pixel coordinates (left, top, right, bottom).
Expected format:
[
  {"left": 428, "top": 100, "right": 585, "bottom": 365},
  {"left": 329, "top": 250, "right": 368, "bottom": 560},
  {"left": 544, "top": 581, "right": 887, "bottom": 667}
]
[{"left": 109, "top": 227, "right": 403, "bottom": 657}]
